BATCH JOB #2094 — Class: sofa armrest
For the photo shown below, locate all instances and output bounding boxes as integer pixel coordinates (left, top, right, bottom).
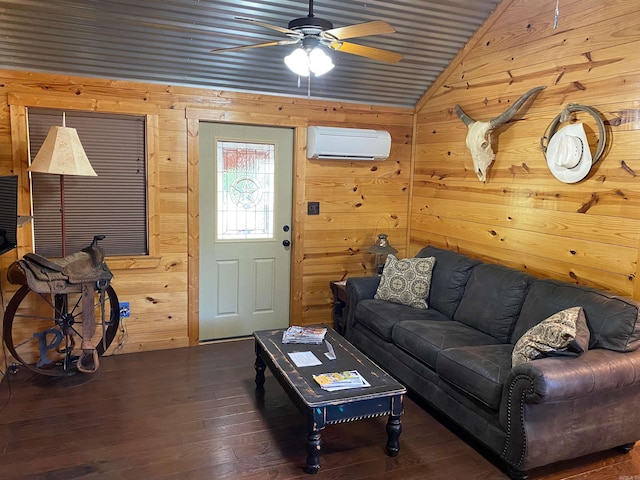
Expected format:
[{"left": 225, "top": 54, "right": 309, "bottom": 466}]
[
  {"left": 344, "top": 276, "right": 381, "bottom": 337},
  {"left": 504, "top": 347, "right": 640, "bottom": 406},
  {"left": 499, "top": 348, "right": 640, "bottom": 469}
]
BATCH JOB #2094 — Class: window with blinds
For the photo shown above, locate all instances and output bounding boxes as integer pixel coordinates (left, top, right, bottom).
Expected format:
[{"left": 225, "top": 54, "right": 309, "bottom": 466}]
[{"left": 28, "top": 108, "right": 148, "bottom": 257}]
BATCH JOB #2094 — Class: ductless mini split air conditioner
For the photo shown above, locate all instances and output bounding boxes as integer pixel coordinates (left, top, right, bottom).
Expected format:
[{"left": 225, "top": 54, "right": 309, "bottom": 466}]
[{"left": 307, "top": 126, "right": 392, "bottom": 161}]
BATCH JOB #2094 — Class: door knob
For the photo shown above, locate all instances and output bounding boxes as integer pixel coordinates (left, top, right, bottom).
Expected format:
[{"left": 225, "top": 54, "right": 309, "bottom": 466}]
[{"left": 283, "top": 240, "right": 291, "bottom": 247}]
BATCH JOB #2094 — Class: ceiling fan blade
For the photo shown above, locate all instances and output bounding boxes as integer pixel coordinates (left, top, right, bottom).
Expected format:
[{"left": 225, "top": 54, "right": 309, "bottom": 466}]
[
  {"left": 323, "top": 20, "right": 396, "bottom": 41},
  {"left": 330, "top": 41, "right": 403, "bottom": 63},
  {"left": 212, "top": 39, "right": 298, "bottom": 53},
  {"left": 235, "top": 16, "right": 300, "bottom": 36}
]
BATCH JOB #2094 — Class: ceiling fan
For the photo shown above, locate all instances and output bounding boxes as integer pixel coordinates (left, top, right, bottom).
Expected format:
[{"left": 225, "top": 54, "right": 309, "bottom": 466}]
[{"left": 211, "top": 0, "right": 403, "bottom": 77}]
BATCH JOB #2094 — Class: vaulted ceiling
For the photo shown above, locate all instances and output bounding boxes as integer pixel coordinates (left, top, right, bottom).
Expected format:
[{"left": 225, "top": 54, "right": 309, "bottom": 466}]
[{"left": 0, "top": 0, "right": 501, "bottom": 108}]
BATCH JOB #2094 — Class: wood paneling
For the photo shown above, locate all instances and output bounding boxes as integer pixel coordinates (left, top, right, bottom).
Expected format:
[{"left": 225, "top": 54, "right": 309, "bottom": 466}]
[
  {"left": 413, "top": 0, "right": 640, "bottom": 299},
  {"left": 8, "top": 0, "right": 639, "bottom": 374},
  {"left": 0, "top": 69, "right": 413, "bottom": 373}
]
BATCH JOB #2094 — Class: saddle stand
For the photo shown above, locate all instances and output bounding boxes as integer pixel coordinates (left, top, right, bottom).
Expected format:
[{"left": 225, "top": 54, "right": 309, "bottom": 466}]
[{"left": 7, "top": 236, "right": 113, "bottom": 373}]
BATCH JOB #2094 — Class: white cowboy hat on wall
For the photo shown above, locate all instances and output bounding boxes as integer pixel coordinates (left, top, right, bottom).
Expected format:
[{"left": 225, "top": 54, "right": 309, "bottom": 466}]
[{"left": 545, "top": 122, "right": 593, "bottom": 183}]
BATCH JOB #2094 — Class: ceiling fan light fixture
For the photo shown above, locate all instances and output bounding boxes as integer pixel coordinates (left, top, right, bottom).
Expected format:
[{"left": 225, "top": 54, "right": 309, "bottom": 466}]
[
  {"left": 309, "top": 47, "right": 334, "bottom": 76},
  {"left": 284, "top": 47, "right": 311, "bottom": 77},
  {"left": 284, "top": 46, "right": 334, "bottom": 77}
]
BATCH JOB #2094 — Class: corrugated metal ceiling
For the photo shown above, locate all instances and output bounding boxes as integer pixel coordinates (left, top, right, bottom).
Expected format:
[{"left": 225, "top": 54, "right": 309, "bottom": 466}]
[{"left": 0, "top": 0, "right": 501, "bottom": 108}]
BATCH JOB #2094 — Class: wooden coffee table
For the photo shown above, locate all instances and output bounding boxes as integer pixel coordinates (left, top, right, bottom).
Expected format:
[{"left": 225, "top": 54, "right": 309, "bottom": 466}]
[{"left": 253, "top": 327, "right": 406, "bottom": 474}]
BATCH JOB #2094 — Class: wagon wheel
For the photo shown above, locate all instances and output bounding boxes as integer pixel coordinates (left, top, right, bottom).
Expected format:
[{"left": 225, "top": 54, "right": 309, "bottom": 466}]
[{"left": 2, "top": 284, "right": 120, "bottom": 376}]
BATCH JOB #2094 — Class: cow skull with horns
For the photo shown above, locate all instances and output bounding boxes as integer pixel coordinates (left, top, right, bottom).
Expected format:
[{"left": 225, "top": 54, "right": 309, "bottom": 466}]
[{"left": 455, "top": 86, "right": 545, "bottom": 182}]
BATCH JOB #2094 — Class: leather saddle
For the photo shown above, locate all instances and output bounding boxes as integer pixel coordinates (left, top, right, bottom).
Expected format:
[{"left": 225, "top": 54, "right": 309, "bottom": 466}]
[{"left": 8, "top": 236, "right": 113, "bottom": 294}]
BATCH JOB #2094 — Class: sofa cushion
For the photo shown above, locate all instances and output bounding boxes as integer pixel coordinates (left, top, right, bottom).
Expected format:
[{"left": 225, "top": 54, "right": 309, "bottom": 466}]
[
  {"left": 392, "top": 319, "right": 501, "bottom": 370},
  {"left": 437, "top": 344, "right": 514, "bottom": 411},
  {"left": 512, "top": 279, "right": 640, "bottom": 352},
  {"left": 454, "top": 264, "right": 533, "bottom": 343},
  {"left": 374, "top": 255, "right": 436, "bottom": 309},
  {"left": 415, "top": 246, "right": 481, "bottom": 318},
  {"left": 355, "top": 299, "right": 449, "bottom": 341},
  {"left": 512, "top": 306, "right": 590, "bottom": 367}
]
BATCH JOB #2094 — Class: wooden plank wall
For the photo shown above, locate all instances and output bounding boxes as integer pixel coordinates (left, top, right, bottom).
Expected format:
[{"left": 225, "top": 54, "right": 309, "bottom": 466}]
[
  {"left": 412, "top": 0, "right": 640, "bottom": 298},
  {"left": 0, "top": 70, "right": 413, "bottom": 373}
]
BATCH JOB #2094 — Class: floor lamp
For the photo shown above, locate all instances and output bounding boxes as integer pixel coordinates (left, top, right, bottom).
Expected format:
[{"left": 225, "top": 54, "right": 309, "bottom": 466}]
[{"left": 28, "top": 113, "right": 97, "bottom": 257}]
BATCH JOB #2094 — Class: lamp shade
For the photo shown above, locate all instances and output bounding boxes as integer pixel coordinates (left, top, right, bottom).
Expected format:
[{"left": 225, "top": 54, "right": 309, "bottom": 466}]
[
  {"left": 367, "top": 233, "right": 398, "bottom": 255},
  {"left": 309, "top": 47, "right": 334, "bottom": 76},
  {"left": 29, "top": 126, "right": 97, "bottom": 176},
  {"left": 284, "top": 47, "right": 311, "bottom": 77}
]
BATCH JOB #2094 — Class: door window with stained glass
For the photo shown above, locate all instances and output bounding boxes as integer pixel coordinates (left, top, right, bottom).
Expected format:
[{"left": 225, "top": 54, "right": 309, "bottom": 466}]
[{"left": 216, "top": 141, "right": 275, "bottom": 240}]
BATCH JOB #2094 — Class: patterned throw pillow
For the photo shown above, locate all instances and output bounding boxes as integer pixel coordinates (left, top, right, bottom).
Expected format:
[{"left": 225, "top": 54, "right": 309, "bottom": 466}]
[
  {"left": 512, "top": 306, "right": 590, "bottom": 367},
  {"left": 374, "top": 255, "right": 436, "bottom": 309}
]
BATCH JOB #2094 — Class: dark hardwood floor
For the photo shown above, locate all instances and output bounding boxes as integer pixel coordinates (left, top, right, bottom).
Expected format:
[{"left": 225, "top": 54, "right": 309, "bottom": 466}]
[{"left": 0, "top": 338, "right": 638, "bottom": 479}]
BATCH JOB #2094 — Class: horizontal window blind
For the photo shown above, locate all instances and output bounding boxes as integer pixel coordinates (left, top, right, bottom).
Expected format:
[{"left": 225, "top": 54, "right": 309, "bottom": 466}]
[
  {"left": 28, "top": 109, "right": 148, "bottom": 257},
  {"left": 0, "top": 175, "right": 18, "bottom": 254}
]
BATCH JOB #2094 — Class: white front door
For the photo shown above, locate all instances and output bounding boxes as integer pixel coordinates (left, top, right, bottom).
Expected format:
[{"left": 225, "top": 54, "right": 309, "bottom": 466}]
[{"left": 199, "top": 123, "right": 293, "bottom": 341}]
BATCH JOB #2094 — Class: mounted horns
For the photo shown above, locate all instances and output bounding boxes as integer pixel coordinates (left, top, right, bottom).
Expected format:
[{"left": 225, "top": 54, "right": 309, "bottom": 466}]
[{"left": 455, "top": 86, "right": 546, "bottom": 182}]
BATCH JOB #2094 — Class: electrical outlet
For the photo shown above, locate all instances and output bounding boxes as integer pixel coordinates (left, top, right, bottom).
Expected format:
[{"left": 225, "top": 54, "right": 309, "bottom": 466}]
[{"left": 119, "top": 302, "right": 130, "bottom": 318}]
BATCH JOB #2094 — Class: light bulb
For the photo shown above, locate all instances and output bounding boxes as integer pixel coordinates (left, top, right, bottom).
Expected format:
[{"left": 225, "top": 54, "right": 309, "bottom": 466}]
[
  {"left": 309, "top": 47, "right": 334, "bottom": 76},
  {"left": 284, "top": 48, "right": 310, "bottom": 77}
]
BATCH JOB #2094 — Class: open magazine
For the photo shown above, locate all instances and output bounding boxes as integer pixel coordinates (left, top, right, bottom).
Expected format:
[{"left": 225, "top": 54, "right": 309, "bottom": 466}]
[{"left": 312, "top": 370, "right": 371, "bottom": 391}]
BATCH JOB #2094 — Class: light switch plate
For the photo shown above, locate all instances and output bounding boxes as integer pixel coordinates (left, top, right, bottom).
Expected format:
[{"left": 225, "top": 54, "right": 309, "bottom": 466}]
[{"left": 308, "top": 202, "right": 320, "bottom": 215}]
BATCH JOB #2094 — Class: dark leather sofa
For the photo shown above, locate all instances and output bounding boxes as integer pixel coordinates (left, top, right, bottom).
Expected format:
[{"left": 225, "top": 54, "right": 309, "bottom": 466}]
[{"left": 344, "top": 246, "right": 640, "bottom": 479}]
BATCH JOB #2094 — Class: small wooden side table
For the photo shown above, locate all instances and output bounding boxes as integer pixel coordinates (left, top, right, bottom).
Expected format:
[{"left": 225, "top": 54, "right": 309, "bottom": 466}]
[{"left": 329, "top": 280, "right": 348, "bottom": 335}]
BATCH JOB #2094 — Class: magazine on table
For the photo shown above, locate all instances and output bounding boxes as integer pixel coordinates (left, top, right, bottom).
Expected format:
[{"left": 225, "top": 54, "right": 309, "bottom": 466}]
[
  {"left": 312, "top": 370, "right": 371, "bottom": 391},
  {"left": 282, "top": 326, "right": 327, "bottom": 344}
]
